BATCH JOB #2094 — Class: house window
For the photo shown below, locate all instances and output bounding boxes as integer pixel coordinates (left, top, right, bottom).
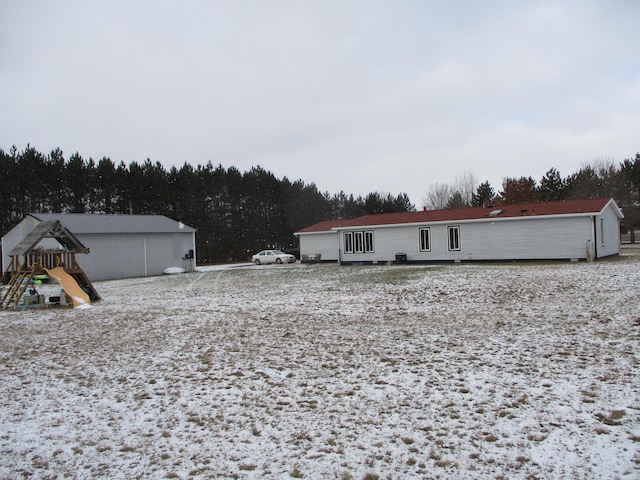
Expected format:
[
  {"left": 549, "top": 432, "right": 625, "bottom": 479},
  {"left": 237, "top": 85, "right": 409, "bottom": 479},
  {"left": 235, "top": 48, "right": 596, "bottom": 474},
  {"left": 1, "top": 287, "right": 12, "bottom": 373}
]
[
  {"left": 344, "top": 230, "right": 374, "bottom": 254},
  {"left": 419, "top": 227, "right": 431, "bottom": 252},
  {"left": 600, "top": 218, "right": 605, "bottom": 247},
  {"left": 354, "top": 231, "right": 364, "bottom": 253},
  {"left": 344, "top": 232, "right": 353, "bottom": 253},
  {"left": 447, "top": 226, "right": 461, "bottom": 251},
  {"left": 364, "top": 231, "right": 374, "bottom": 252}
]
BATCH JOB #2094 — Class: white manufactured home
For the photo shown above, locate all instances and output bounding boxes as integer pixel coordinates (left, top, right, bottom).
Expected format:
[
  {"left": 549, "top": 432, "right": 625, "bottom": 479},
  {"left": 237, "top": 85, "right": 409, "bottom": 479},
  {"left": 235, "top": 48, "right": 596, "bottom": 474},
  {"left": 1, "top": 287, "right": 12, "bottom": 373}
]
[
  {"left": 295, "top": 198, "right": 623, "bottom": 264},
  {"left": 2, "top": 214, "right": 197, "bottom": 281}
]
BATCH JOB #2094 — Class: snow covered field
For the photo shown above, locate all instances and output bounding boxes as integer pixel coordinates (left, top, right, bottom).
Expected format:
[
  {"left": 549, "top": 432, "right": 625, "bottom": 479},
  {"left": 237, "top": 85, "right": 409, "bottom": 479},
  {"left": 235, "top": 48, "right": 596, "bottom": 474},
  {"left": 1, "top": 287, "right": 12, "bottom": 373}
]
[{"left": 1, "top": 250, "right": 639, "bottom": 479}]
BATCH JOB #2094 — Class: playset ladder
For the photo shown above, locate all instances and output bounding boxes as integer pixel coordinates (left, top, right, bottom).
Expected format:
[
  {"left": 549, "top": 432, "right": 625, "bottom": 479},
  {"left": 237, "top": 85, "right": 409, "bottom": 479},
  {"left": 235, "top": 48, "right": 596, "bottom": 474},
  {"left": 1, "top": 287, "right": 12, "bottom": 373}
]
[{"left": 0, "top": 270, "right": 34, "bottom": 309}]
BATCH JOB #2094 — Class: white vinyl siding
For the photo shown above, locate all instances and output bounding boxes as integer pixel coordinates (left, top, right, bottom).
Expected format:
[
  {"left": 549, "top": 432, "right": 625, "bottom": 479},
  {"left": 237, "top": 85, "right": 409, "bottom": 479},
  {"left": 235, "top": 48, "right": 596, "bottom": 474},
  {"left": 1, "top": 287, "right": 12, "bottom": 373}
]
[
  {"left": 339, "top": 216, "right": 599, "bottom": 262},
  {"left": 77, "top": 232, "right": 195, "bottom": 280},
  {"left": 298, "top": 232, "right": 340, "bottom": 261},
  {"left": 596, "top": 204, "right": 623, "bottom": 257}
]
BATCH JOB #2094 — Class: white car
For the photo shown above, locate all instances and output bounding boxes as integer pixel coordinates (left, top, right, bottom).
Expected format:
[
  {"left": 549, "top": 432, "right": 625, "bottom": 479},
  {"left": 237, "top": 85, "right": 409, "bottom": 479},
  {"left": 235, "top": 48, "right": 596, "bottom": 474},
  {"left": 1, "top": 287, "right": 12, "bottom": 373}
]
[{"left": 251, "top": 250, "right": 296, "bottom": 265}]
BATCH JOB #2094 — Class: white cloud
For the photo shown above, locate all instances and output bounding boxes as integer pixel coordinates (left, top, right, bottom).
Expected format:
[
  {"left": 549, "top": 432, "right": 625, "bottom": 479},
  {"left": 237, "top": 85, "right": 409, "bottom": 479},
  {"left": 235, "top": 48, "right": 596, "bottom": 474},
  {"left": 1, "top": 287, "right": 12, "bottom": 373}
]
[{"left": 1, "top": 0, "right": 638, "bottom": 207}]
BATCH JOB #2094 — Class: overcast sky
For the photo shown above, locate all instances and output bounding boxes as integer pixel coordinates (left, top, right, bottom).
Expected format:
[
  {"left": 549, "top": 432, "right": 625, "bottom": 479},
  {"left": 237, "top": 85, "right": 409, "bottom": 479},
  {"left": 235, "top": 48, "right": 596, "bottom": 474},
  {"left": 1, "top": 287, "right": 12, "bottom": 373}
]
[{"left": 1, "top": 1, "right": 639, "bottom": 208}]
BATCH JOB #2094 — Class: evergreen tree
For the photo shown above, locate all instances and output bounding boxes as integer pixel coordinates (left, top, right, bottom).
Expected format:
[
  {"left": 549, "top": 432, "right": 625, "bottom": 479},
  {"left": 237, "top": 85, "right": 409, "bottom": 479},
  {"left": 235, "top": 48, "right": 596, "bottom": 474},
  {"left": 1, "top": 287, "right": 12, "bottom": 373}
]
[
  {"left": 15, "top": 145, "right": 49, "bottom": 214},
  {"left": 0, "top": 147, "right": 19, "bottom": 234},
  {"left": 538, "top": 168, "right": 566, "bottom": 201},
  {"left": 622, "top": 153, "right": 640, "bottom": 200},
  {"left": 393, "top": 193, "right": 415, "bottom": 212},
  {"left": 499, "top": 177, "right": 539, "bottom": 204},
  {"left": 330, "top": 191, "right": 364, "bottom": 219},
  {"left": 46, "top": 149, "right": 67, "bottom": 212},
  {"left": 64, "top": 153, "right": 91, "bottom": 212},
  {"left": 565, "top": 165, "right": 600, "bottom": 199},
  {"left": 621, "top": 153, "right": 640, "bottom": 242},
  {"left": 139, "top": 159, "right": 169, "bottom": 214},
  {"left": 471, "top": 181, "right": 496, "bottom": 207},
  {"left": 114, "top": 161, "right": 133, "bottom": 214},
  {"left": 92, "top": 157, "right": 118, "bottom": 213},
  {"left": 445, "top": 192, "right": 466, "bottom": 209}
]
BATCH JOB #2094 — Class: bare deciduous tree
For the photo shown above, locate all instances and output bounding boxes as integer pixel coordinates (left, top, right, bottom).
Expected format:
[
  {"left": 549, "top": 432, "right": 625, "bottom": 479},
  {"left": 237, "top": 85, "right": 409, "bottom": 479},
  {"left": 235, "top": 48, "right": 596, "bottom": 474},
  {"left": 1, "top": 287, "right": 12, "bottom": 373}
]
[
  {"left": 422, "top": 171, "right": 478, "bottom": 210},
  {"left": 453, "top": 171, "right": 478, "bottom": 207},
  {"left": 423, "top": 182, "right": 453, "bottom": 210}
]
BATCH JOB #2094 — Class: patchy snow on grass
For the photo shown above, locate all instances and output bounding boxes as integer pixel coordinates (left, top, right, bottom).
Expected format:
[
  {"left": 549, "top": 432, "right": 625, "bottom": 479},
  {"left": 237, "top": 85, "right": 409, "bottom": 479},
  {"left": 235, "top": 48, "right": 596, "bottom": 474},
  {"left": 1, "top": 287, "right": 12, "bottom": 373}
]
[{"left": 1, "top": 253, "right": 639, "bottom": 479}]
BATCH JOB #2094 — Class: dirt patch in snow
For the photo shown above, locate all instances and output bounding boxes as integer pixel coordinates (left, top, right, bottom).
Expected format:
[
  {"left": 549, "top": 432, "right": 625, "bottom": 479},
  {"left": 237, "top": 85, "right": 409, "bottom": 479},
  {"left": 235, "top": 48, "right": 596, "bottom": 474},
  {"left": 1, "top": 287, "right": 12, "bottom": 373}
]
[{"left": 1, "top": 254, "right": 639, "bottom": 479}]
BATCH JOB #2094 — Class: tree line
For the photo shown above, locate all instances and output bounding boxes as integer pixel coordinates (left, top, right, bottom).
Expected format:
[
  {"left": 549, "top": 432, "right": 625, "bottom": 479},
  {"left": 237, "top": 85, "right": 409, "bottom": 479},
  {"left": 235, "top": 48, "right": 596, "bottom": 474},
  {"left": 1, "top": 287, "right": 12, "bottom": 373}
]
[
  {"left": 423, "top": 155, "right": 640, "bottom": 238},
  {"left": 1, "top": 146, "right": 638, "bottom": 262},
  {"left": 0, "top": 145, "right": 413, "bottom": 262}
]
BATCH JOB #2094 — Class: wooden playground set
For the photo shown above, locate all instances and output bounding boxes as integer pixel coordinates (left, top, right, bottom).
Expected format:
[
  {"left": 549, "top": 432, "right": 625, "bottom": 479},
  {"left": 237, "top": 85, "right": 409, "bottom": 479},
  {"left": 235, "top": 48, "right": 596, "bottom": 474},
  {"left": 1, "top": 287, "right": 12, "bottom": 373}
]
[{"left": 1, "top": 220, "right": 100, "bottom": 310}]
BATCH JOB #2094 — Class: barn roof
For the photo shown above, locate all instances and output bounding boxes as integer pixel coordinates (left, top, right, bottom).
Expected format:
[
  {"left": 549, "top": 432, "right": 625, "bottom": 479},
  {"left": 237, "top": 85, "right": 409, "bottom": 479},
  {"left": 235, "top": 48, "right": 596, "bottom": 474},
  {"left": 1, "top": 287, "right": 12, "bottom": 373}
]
[
  {"left": 295, "top": 197, "right": 622, "bottom": 234},
  {"left": 9, "top": 220, "right": 89, "bottom": 256},
  {"left": 28, "top": 213, "right": 196, "bottom": 234}
]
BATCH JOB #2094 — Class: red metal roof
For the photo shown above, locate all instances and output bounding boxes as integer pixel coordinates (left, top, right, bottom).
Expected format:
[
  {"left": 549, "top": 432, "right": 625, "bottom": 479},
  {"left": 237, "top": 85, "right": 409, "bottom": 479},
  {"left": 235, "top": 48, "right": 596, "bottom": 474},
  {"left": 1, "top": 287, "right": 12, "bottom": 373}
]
[
  {"left": 294, "top": 219, "right": 358, "bottom": 234},
  {"left": 295, "top": 197, "right": 618, "bottom": 234}
]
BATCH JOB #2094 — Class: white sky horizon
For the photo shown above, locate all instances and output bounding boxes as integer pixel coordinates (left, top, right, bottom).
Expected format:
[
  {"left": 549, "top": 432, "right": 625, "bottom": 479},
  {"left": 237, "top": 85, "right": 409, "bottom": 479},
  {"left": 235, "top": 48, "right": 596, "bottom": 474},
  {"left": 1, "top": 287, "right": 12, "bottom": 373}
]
[{"left": 1, "top": 0, "right": 639, "bottom": 208}]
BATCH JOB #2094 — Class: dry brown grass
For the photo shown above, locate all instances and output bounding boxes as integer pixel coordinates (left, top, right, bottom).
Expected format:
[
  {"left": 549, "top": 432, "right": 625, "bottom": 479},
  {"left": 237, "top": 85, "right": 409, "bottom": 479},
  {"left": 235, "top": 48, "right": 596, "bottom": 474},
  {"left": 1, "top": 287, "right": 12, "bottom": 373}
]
[{"left": 0, "top": 258, "right": 638, "bottom": 479}]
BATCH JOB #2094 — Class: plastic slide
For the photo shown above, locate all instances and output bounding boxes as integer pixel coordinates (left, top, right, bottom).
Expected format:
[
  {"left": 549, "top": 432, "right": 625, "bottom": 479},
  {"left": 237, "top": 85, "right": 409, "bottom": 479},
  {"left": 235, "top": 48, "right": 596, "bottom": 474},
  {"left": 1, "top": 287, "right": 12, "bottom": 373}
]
[{"left": 44, "top": 267, "right": 90, "bottom": 308}]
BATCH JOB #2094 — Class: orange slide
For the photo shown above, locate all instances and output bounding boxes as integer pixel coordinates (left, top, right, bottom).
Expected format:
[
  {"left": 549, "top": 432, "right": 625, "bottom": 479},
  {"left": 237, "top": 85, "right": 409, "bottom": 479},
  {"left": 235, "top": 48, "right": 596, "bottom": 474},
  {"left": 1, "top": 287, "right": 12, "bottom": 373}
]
[{"left": 44, "top": 267, "right": 90, "bottom": 308}]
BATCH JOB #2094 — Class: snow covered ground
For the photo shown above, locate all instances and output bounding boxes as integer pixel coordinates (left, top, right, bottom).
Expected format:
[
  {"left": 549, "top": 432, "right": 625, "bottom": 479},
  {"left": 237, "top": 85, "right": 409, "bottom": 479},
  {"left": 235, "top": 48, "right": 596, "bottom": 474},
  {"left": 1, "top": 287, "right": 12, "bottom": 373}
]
[{"left": 1, "top": 250, "right": 639, "bottom": 479}]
